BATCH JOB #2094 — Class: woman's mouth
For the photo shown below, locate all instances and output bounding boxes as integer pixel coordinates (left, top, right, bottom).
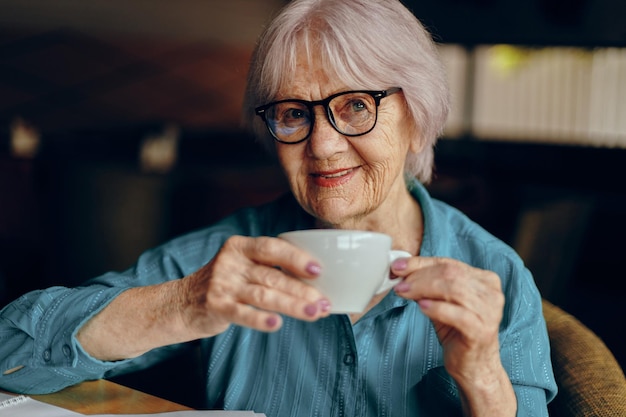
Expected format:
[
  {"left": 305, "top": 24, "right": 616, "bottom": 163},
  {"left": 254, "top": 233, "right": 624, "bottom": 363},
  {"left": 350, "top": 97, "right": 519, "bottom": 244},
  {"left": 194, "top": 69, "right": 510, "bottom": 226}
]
[{"left": 310, "top": 167, "right": 357, "bottom": 187}]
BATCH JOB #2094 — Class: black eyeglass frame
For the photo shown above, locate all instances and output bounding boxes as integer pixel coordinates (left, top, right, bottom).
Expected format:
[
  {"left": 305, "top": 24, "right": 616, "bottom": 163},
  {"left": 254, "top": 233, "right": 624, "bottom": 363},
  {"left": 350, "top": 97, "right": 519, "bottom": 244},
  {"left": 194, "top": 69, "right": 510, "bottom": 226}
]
[{"left": 254, "top": 87, "right": 402, "bottom": 144}]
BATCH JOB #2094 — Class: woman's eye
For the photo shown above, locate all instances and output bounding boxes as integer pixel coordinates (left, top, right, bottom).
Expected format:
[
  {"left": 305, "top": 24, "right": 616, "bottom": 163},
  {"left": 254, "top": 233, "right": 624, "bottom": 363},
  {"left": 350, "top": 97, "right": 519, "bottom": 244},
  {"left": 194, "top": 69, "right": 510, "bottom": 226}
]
[
  {"left": 285, "top": 108, "right": 307, "bottom": 120},
  {"left": 350, "top": 99, "right": 367, "bottom": 112}
]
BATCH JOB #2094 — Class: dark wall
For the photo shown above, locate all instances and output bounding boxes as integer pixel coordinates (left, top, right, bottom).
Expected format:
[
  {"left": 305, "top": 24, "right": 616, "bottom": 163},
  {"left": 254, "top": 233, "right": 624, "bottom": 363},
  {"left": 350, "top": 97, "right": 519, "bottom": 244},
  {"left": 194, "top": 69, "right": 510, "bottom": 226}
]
[
  {"left": 0, "top": 129, "right": 287, "bottom": 296},
  {"left": 404, "top": 0, "right": 626, "bottom": 46}
]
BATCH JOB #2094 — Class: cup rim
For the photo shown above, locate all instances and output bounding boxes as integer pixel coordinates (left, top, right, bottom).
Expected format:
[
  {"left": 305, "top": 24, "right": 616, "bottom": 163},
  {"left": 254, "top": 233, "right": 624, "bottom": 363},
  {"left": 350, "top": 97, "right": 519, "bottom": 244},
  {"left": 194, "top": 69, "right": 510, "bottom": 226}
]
[{"left": 278, "top": 229, "right": 391, "bottom": 240}]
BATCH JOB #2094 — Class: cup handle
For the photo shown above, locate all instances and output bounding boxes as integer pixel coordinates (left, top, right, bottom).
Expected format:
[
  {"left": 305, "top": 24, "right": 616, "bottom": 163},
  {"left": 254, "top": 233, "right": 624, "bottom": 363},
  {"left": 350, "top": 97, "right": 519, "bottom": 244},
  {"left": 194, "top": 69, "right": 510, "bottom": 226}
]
[{"left": 375, "top": 250, "right": 412, "bottom": 294}]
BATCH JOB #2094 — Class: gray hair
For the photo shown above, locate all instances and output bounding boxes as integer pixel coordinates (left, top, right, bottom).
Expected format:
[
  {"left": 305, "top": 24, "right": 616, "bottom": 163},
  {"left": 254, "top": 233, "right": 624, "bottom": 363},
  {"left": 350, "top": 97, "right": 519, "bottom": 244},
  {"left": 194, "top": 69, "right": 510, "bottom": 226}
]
[{"left": 241, "top": 0, "right": 450, "bottom": 184}]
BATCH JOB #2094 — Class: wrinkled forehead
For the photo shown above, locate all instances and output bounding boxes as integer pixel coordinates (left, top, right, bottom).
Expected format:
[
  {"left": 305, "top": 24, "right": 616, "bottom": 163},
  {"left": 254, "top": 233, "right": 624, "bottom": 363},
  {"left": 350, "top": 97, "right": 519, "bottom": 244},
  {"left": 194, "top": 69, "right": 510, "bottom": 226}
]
[
  {"left": 273, "top": 41, "right": 333, "bottom": 96},
  {"left": 277, "top": 53, "right": 337, "bottom": 98},
  {"left": 269, "top": 31, "right": 370, "bottom": 100}
]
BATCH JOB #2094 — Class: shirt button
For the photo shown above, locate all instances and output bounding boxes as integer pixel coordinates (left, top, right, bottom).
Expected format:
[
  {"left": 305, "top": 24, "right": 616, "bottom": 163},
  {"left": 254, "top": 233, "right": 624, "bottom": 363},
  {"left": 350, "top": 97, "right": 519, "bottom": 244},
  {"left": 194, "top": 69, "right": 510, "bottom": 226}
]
[
  {"left": 62, "top": 344, "right": 72, "bottom": 358},
  {"left": 343, "top": 353, "right": 355, "bottom": 365},
  {"left": 43, "top": 349, "right": 52, "bottom": 362}
]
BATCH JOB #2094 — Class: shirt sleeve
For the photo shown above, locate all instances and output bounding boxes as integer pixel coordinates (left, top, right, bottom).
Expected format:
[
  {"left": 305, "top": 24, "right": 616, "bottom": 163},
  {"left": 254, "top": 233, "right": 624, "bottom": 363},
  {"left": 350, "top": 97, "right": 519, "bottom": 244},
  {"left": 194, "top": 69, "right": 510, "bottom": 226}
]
[
  {"left": 493, "top": 253, "right": 558, "bottom": 417},
  {"left": 0, "top": 284, "right": 132, "bottom": 393},
  {"left": 0, "top": 222, "right": 235, "bottom": 394}
]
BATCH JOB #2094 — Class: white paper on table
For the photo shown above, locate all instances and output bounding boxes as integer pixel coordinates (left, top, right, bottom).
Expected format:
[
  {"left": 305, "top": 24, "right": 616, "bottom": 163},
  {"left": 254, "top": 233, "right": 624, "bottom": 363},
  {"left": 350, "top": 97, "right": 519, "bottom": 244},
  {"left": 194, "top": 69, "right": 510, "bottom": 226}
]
[
  {"left": 0, "top": 392, "right": 266, "bottom": 416},
  {"left": 0, "top": 392, "right": 82, "bottom": 416},
  {"left": 95, "top": 412, "right": 265, "bottom": 416}
]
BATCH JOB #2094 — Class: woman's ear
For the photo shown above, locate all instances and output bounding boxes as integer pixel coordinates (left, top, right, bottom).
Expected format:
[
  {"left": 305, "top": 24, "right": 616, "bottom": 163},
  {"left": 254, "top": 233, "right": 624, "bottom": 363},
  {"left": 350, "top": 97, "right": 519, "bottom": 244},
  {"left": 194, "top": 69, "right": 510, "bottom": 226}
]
[
  {"left": 409, "top": 137, "right": 423, "bottom": 154},
  {"left": 401, "top": 100, "right": 423, "bottom": 154},
  {"left": 408, "top": 121, "right": 424, "bottom": 154}
]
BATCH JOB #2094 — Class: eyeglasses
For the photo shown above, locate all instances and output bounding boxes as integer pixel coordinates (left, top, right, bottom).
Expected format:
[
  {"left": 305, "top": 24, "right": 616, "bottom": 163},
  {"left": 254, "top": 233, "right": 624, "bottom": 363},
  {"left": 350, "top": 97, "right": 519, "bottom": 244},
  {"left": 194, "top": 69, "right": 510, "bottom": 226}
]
[{"left": 255, "top": 87, "right": 402, "bottom": 144}]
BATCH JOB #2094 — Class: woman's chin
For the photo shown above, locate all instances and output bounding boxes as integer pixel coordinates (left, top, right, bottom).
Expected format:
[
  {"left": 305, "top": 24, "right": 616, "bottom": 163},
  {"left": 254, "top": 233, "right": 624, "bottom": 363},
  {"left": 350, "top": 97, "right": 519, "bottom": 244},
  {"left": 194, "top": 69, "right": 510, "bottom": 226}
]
[{"left": 309, "top": 201, "right": 366, "bottom": 228}]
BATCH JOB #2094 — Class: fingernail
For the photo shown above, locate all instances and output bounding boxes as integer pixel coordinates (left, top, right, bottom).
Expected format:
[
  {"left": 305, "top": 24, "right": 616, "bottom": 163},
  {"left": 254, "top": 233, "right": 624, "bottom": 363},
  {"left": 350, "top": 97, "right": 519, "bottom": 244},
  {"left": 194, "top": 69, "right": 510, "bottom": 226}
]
[
  {"left": 304, "top": 303, "right": 318, "bottom": 317},
  {"left": 266, "top": 316, "right": 278, "bottom": 328},
  {"left": 318, "top": 298, "right": 331, "bottom": 313},
  {"left": 306, "top": 262, "right": 322, "bottom": 276},
  {"left": 392, "top": 258, "right": 408, "bottom": 271},
  {"left": 394, "top": 281, "right": 410, "bottom": 292},
  {"left": 418, "top": 299, "right": 432, "bottom": 309}
]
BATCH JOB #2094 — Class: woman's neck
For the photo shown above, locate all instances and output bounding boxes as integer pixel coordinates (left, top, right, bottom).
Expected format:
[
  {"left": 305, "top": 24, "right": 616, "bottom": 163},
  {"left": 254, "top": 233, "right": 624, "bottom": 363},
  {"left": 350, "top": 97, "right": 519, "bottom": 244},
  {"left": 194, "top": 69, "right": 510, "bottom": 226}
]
[{"left": 315, "top": 185, "right": 423, "bottom": 256}]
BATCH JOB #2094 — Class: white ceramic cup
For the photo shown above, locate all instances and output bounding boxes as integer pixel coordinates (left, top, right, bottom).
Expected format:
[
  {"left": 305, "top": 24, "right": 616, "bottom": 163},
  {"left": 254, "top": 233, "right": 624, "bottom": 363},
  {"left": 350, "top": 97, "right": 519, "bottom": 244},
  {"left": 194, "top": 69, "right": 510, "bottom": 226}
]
[{"left": 278, "top": 229, "right": 411, "bottom": 314}]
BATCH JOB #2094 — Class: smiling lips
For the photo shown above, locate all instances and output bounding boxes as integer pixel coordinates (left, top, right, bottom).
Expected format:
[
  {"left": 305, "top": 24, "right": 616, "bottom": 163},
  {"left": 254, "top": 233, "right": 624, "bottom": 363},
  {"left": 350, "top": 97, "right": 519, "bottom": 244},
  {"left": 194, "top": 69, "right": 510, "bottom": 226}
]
[{"left": 310, "top": 167, "right": 358, "bottom": 187}]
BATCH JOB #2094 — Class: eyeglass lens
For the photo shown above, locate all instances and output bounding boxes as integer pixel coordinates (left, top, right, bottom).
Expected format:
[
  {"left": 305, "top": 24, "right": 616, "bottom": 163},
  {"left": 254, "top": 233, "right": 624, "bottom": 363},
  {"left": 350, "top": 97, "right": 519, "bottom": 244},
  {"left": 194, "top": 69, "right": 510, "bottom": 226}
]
[{"left": 265, "top": 91, "right": 379, "bottom": 143}]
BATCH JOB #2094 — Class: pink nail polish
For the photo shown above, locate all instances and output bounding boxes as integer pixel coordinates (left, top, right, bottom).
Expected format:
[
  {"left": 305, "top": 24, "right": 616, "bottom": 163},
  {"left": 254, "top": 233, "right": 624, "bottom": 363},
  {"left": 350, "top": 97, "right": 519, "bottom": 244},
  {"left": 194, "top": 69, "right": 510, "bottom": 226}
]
[
  {"left": 304, "top": 303, "right": 318, "bottom": 317},
  {"left": 392, "top": 259, "right": 408, "bottom": 271},
  {"left": 318, "top": 298, "right": 331, "bottom": 313},
  {"left": 266, "top": 316, "right": 278, "bottom": 327},
  {"left": 306, "top": 262, "right": 322, "bottom": 276},
  {"left": 394, "top": 281, "right": 410, "bottom": 292}
]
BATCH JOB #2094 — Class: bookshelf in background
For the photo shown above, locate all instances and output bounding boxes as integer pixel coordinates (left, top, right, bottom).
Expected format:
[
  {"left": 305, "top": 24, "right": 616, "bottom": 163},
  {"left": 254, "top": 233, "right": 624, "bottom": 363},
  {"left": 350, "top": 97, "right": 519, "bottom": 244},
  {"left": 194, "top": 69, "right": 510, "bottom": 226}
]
[{"left": 438, "top": 43, "right": 626, "bottom": 148}]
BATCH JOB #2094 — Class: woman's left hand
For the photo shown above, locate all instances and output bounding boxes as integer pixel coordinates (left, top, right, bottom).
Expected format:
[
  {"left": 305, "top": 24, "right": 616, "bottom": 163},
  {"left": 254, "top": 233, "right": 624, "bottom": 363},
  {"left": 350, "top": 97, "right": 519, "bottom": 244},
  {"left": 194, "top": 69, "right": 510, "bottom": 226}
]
[{"left": 391, "top": 256, "right": 515, "bottom": 416}]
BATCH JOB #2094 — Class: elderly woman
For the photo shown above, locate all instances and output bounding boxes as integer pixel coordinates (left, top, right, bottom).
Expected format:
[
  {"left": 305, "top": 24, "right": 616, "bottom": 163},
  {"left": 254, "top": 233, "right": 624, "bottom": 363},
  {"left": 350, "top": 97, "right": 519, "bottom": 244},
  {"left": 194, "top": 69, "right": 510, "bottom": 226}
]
[{"left": 0, "top": 0, "right": 556, "bottom": 416}]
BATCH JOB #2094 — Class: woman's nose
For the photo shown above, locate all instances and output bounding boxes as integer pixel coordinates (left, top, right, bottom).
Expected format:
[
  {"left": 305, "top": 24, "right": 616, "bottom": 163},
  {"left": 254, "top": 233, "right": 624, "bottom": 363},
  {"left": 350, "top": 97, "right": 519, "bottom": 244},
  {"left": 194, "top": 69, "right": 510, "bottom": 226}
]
[{"left": 306, "top": 108, "right": 349, "bottom": 158}]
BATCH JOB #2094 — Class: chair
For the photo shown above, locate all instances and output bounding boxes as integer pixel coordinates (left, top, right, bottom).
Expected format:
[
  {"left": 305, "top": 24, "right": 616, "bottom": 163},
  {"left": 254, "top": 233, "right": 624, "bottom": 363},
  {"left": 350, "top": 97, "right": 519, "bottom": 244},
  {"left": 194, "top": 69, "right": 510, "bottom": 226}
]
[{"left": 543, "top": 299, "right": 626, "bottom": 417}]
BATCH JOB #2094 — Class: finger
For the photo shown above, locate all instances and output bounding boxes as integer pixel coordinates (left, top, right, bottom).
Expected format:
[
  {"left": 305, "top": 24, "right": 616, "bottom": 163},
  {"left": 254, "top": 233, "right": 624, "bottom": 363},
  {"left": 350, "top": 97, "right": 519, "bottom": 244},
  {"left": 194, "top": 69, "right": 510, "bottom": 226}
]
[
  {"left": 236, "top": 281, "right": 330, "bottom": 322},
  {"left": 208, "top": 240, "right": 332, "bottom": 321},
  {"left": 417, "top": 298, "right": 482, "bottom": 333},
  {"left": 244, "top": 262, "right": 325, "bottom": 302},
  {"left": 226, "top": 235, "right": 322, "bottom": 279},
  {"left": 210, "top": 245, "right": 326, "bottom": 304},
  {"left": 417, "top": 298, "right": 501, "bottom": 345},
  {"left": 391, "top": 255, "right": 448, "bottom": 276},
  {"left": 206, "top": 260, "right": 330, "bottom": 317},
  {"left": 393, "top": 257, "right": 503, "bottom": 314},
  {"left": 216, "top": 301, "right": 285, "bottom": 332}
]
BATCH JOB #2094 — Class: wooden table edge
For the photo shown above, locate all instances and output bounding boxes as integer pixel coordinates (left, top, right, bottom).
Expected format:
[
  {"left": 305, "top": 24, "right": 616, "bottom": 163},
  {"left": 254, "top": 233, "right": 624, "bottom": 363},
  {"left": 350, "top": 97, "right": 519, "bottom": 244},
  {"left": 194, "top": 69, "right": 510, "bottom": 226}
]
[{"left": 7, "top": 379, "right": 193, "bottom": 415}]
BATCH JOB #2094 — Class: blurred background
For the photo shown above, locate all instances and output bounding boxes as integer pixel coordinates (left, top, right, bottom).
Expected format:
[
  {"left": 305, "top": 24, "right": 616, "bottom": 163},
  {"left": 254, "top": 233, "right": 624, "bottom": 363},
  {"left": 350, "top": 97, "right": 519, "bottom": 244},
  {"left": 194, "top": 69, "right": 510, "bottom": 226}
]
[{"left": 0, "top": 0, "right": 624, "bottom": 374}]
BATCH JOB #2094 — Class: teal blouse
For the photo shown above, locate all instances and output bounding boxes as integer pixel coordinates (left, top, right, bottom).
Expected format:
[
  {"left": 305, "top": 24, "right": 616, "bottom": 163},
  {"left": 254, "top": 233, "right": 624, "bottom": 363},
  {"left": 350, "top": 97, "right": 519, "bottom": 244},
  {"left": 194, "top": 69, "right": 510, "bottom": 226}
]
[{"left": 0, "top": 180, "right": 557, "bottom": 416}]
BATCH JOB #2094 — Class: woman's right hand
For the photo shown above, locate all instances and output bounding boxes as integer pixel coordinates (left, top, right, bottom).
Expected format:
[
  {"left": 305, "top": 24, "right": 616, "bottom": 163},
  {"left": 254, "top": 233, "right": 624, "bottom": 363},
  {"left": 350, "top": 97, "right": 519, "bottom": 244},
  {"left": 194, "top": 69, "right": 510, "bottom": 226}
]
[
  {"left": 77, "top": 235, "right": 330, "bottom": 361},
  {"left": 178, "top": 235, "right": 332, "bottom": 337}
]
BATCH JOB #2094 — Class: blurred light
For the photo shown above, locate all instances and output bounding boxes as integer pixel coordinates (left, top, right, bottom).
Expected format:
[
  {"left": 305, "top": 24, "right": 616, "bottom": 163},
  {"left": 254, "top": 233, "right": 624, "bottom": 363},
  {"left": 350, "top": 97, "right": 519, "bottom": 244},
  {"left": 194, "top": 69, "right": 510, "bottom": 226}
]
[
  {"left": 139, "top": 124, "right": 180, "bottom": 174},
  {"left": 10, "top": 118, "right": 40, "bottom": 159}
]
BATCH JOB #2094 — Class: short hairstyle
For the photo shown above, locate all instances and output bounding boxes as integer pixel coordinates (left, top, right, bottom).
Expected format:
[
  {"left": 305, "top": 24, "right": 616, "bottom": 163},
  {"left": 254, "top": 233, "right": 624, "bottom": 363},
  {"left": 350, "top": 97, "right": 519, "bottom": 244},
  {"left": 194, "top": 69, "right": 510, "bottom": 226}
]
[{"left": 241, "top": 0, "right": 450, "bottom": 184}]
